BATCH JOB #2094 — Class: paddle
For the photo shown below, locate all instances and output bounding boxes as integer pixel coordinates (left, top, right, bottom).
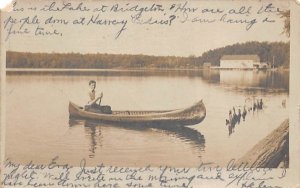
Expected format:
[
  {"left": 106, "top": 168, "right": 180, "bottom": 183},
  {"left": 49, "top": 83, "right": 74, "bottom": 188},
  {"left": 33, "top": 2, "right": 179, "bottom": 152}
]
[{"left": 98, "top": 92, "right": 103, "bottom": 106}]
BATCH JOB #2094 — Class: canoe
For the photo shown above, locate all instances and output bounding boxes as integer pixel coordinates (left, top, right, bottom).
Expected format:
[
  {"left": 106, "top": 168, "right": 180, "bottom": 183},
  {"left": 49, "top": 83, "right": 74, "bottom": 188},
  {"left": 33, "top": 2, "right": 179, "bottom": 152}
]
[{"left": 69, "top": 100, "right": 206, "bottom": 126}]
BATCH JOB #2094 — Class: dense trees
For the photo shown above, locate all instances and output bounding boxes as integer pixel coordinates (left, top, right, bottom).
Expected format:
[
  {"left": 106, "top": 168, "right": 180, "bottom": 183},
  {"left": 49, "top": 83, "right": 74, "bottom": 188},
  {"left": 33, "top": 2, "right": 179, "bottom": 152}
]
[
  {"left": 6, "top": 41, "right": 289, "bottom": 69},
  {"left": 6, "top": 52, "right": 202, "bottom": 69},
  {"left": 199, "top": 41, "right": 289, "bottom": 67}
]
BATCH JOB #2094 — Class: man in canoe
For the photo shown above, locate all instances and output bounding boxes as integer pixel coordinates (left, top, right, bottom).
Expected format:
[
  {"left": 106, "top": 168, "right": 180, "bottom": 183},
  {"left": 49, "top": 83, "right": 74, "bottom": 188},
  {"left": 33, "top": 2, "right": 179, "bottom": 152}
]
[
  {"left": 85, "top": 80, "right": 112, "bottom": 114},
  {"left": 87, "top": 80, "right": 103, "bottom": 108}
]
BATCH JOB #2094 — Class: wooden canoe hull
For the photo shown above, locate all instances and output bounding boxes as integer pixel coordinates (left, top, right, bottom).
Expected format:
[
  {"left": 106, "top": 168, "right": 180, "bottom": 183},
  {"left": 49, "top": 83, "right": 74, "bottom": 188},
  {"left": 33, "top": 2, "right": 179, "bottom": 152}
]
[{"left": 69, "top": 100, "right": 206, "bottom": 126}]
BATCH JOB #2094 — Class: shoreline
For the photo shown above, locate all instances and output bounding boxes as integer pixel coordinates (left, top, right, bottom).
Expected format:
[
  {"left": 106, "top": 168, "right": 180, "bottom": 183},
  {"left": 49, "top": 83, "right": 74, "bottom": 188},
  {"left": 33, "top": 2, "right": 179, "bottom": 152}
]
[
  {"left": 6, "top": 68, "right": 290, "bottom": 72},
  {"left": 6, "top": 68, "right": 204, "bottom": 72}
]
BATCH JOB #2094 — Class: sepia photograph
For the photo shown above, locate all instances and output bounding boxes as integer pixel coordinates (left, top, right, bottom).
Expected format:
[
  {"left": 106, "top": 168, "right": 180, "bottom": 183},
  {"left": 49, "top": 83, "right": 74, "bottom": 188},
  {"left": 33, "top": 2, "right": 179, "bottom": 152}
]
[{"left": 1, "top": 0, "right": 298, "bottom": 187}]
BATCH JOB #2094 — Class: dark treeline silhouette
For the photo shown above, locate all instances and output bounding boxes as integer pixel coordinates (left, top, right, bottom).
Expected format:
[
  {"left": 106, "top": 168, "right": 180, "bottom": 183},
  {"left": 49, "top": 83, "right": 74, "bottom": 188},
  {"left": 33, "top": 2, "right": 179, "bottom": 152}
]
[
  {"left": 6, "top": 41, "right": 289, "bottom": 69},
  {"left": 6, "top": 52, "right": 200, "bottom": 69}
]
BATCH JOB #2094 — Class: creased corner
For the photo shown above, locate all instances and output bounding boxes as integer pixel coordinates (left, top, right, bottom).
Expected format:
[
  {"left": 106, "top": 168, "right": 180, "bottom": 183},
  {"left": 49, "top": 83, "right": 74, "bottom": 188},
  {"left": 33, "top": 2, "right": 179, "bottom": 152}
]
[{"left": 0, "top": 0, "right": 13, "bottom": 12}]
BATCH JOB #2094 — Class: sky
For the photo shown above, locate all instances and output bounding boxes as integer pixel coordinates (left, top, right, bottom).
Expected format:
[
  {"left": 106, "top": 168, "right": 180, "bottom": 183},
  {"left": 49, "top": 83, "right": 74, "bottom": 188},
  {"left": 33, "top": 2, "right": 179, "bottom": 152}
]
[{"left": 2, "top": 0, "right": 290, "bottom": 57}]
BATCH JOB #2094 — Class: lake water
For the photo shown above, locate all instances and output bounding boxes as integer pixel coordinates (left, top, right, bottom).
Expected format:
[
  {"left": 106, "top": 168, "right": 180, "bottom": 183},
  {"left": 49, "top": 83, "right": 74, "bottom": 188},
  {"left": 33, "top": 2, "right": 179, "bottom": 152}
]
[{"left": 5, "top": 69, "right": 289, "bottom": 167}]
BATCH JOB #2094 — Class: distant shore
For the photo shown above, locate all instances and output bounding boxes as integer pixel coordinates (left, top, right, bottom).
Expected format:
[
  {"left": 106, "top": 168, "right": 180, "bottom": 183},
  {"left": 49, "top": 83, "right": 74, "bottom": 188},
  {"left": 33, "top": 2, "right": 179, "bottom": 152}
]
[
  {"left": 6, "top": 68, "right": 290, "bottom": 72},
  {"left": 6, "top": 68, "right": 204, "bottom": 72}
]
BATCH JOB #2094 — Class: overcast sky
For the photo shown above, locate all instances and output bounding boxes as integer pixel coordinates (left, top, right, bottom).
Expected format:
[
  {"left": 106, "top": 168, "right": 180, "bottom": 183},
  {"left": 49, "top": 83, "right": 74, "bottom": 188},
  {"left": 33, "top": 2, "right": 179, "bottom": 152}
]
[{"left": 3, "top": 0, "right": 289, "bottom": 57}]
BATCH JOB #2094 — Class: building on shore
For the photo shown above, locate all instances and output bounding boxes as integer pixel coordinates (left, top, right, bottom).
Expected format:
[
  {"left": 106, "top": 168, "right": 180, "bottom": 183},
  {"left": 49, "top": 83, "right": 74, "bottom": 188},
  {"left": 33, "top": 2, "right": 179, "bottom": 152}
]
[{"left": 220, "top": 55, "right": 261, "bottom": 69}]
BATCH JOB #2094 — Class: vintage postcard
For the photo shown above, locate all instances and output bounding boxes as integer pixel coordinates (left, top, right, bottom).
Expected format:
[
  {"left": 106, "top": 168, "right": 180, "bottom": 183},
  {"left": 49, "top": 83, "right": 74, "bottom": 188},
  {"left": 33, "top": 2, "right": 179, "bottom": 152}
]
[{"left": 1, "top": 0, "right": 300, "bottom": 187}]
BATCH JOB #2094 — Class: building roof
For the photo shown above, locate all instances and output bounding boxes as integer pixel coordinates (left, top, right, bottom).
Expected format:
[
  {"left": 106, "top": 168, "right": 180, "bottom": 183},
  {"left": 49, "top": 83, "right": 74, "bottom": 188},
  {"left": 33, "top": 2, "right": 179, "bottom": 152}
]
[{"left": 220, "top": 55, "right": 260, "bottom": 62}]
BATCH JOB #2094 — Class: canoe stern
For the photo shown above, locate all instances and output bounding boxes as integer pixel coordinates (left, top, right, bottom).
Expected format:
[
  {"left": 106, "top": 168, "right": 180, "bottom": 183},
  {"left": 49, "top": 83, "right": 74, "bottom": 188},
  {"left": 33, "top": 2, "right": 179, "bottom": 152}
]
[{"left": 179, "top": 100, "right": 206, "bottom": 125}]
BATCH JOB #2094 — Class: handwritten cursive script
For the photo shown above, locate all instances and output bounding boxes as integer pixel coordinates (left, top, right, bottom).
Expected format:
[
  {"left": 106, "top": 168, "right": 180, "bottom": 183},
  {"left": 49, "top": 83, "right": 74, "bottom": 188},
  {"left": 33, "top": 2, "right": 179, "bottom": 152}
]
[
  {"left": 1, "top": 157, "right": 287, "bottom": 188},
  {"left": 2, "top": 1, "right": 285, "bottom": 41}
]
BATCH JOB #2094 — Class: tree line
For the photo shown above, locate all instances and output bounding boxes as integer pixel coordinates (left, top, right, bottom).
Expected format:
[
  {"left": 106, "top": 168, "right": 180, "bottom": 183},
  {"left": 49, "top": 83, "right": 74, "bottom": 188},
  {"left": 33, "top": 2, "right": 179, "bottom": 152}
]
[
  {"left": 199, "top": 41, "right": 289, "bottom": 67},
  {"left": 6, "top": 41, "right": 289, "bottom": 69}
]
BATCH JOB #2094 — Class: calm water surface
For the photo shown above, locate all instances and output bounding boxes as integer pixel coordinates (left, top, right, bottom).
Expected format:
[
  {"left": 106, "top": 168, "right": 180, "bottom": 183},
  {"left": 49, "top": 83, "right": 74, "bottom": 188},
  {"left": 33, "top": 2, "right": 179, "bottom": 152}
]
[{"left": 6, "top": 70, "right": 289, "bottom": 167}]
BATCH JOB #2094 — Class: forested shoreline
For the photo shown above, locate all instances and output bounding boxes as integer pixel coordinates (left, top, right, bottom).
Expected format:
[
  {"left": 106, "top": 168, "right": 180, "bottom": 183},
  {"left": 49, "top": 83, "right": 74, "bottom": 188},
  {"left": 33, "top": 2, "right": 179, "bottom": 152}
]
[{"left": 6, "top": 41, "right": 289, "bottom": 69}]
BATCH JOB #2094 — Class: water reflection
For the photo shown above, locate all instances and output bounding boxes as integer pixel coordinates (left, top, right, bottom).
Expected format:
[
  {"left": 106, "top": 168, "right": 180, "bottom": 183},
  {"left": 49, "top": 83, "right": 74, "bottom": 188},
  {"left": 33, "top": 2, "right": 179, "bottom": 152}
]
[
  {"left": 201, "top": 69, "right": 220, "bottom": 83},
  {"left": 69, "top": 119, "right": 205, "bottom": 158},
  {"left": 218, "top": 70, "right": 289, "bottom": 91},
  {"left": 84, "top": 123, "right": 103, "bottom": 158}
]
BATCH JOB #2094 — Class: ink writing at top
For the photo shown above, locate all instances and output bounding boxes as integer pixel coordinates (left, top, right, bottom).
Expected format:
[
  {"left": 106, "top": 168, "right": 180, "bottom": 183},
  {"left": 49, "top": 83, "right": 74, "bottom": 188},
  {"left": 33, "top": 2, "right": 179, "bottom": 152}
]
[
  {"left": 44, "top": 16, "right": 69, "bottom": 25},
  {"left": 40, "top": 1, "right": 90, "bottom": 12},
  {"left": 201, "top": 8, "right": 224, "bottom": 14},
  {"left": 3, "top": 1, "right": 287, "bottom": 43},
  {"left": 19, "top": 15, "right": 40, "bottom": 29},
  {"left": 12, "top": 1, "right": 24, "bottom": 12},
  {"left": 257, "top": 3, "right": 282, "bottom": 14},
  {"left": 93, "top": 5, "right": 109, "bottom": 12},
  {"left": 3, "top": 15, "right": 40, "bottom": 40},
  {"left": 181, "top": 15, "right": 216, "bottom": 24},
  {"left": 219, "top": 13, "right": 257, "bottom": 31},
  {"left": 73, "top": 17, "right": 86, "bottom": 25},
  {"left": 262, "top": 17, "right": 275, "bottom": 23},
  {"left": 170, "top": 1, "right": 198, "bottom": 14},
  {"left": 62, "top": 2, "right": 90, "bottom": 12},
  {"left": 110, "top": 3, "right": 164, "bottom": 18},
  {"left": 131, "top": 14, "right": 176, "bottom": 26},
  {"left": 228, "top": 6, "right": 252, "bottom": 15},
  {"left": 27, "top": 7, "right": 37, "bottom": 11},
  {"left": 85, "top": 14, "right": 127, "bottom": 39},
  {"left": 40, "top": 2, "right": 60, "bottom": 11},
  {"left": 35, "top": 25, "right": 62, "bottom": 35},
  {"left": 5, "top": 24, "right": 30, "bottom": 41},
  {"left": 3, "top": 16, "right": 17, "bottom": 30}
]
